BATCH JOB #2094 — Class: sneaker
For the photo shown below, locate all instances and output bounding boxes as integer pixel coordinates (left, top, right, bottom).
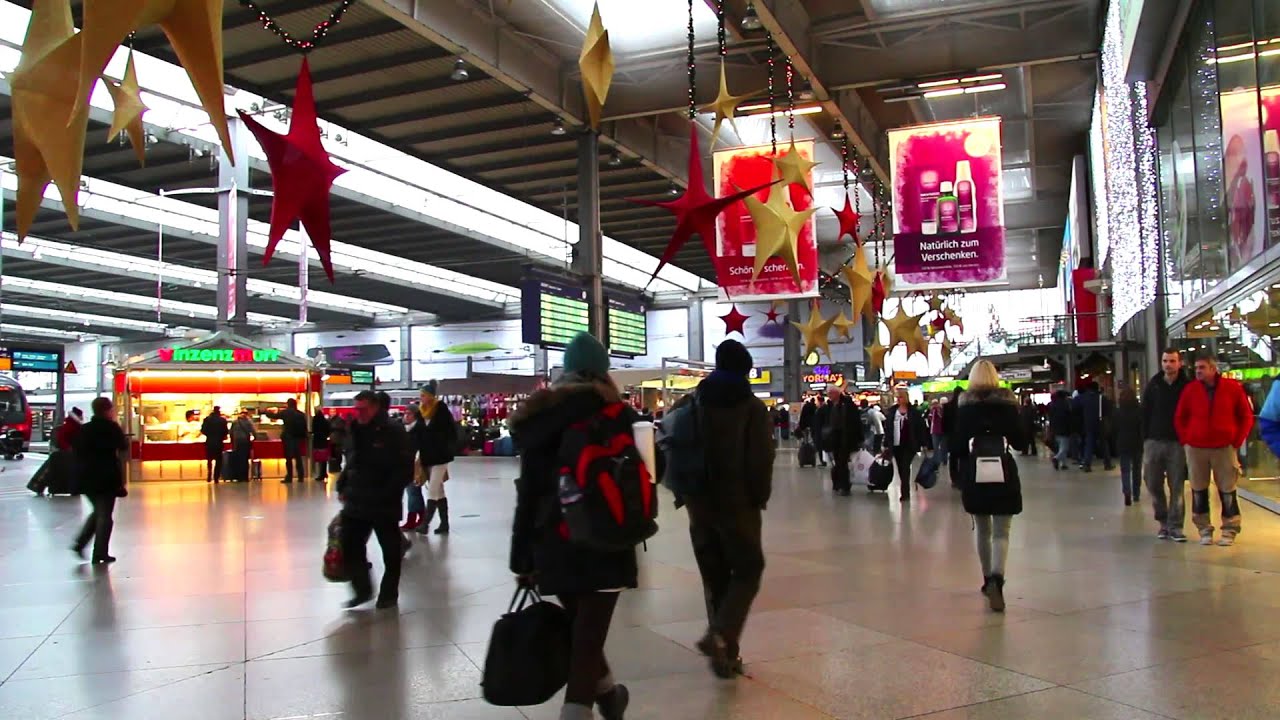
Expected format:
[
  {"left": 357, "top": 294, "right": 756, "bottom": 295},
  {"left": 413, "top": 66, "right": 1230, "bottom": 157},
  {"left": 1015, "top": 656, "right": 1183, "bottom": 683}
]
[
  {"left": 1156, "top": 529, "right": 1170, "bottom": 541},
  {"left": 1169, "top": 530, "right": 1188, "bottom": 543},
  {"left": 1199, "top": 530, "right": 1215, "bottom": 546},
  {"left": 1217, "top": 534, "right": 1236, "bottom": 547}
]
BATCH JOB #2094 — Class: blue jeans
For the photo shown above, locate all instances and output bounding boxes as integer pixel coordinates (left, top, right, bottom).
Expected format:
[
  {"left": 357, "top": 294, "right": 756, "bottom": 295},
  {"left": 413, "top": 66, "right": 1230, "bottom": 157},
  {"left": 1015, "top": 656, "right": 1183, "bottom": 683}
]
[
  {"left": 1120, "top": 453, "right": 1142, "bottom": 500},
  {"left": 931, "top": 434, "right": 948, "bottom": 464},
  {"left": 1055, "top": 435, "right": 1071, "bottom": 466}
]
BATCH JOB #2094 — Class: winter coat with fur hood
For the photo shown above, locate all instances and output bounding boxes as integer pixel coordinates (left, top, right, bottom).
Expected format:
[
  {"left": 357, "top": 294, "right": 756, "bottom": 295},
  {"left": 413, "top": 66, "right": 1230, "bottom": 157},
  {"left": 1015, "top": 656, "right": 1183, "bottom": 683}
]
[
  {"left": 949, "top": 386, "right": 1028, "bottom": 516},
  {"left": 508, "top": 375, "right": 640, "bottom": 596}
]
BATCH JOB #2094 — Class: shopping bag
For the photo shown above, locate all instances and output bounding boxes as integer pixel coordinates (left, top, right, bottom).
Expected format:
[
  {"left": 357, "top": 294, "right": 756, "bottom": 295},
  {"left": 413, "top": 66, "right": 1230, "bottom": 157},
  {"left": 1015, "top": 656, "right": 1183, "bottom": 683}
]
[
  {"left": 482, "top": 586, "right": 571, "bottom": 706},
  {"left": 850, "top": 450, "right": 874, "bottom": 486},
  {"left": 322, "top": 513, "right": 346, "bottom": 582}
]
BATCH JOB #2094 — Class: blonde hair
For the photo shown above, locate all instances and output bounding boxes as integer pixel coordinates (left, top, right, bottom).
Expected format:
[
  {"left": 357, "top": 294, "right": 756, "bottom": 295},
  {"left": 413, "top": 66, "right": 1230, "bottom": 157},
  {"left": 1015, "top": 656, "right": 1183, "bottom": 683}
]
[{"left": 968, "top": 359, "right": 1001, "bottom": 390}]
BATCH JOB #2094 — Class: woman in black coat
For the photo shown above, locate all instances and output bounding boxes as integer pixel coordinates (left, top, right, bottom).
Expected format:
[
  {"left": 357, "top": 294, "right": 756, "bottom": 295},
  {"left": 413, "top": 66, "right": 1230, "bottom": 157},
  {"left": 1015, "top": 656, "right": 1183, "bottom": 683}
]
[
  {"left": 311, "top": 409, "right": 331, "bottom": 482},
  {"left": 509, "top": 334, "right": 634, "bottom": 720},
  {"left": 411, "top": 381, "right": 458, "bottom": 535},
  {"left": 949, "top": 361, "right": 1028, "bottom": 613},
  {"left": 72, "top": 397, "right": 128, "bottom": 564},
  {"left": 1113, "top": 385, "right": 1144, "bottom": 506}
]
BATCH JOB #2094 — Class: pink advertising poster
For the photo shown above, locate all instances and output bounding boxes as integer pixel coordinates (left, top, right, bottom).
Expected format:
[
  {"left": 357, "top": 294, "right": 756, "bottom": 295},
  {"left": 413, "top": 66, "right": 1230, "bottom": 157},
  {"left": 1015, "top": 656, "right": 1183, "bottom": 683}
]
[
  {"left": 1222, "top": 89, "right": 1267, "bottom": 269},
  {"left": 889, "top": 118, "right": 1006, "bottom": 290},
  {"left": 1261, "top": 87, "right": 1280, "bottom": 248},
  {"left": 712, "top": 142, "right": 820, "bottom": 302}
]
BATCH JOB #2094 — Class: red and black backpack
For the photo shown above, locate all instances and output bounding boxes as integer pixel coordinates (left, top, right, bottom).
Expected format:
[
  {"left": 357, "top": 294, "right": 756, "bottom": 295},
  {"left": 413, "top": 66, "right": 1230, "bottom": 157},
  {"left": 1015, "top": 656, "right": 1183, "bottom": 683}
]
[{"left": 555, "top": 402, "right": 658, "bottom": 551}]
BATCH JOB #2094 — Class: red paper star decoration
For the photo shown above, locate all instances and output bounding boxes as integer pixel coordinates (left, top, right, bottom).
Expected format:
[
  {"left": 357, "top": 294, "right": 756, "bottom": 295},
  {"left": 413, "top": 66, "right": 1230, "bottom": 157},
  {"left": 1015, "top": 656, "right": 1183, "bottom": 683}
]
[
  {"left": 872, "top": 271, "right": 889, "bottom": 315},
  {"left": 833, "top": 192, "right": 860, "bottom": 244},
  {"left": 720, "top": 304, "right": 749, "bottom": 335},
  {"left": 238, "top": 58, "right": 346, "bottom": 282},
  {"left": 628, "top": 124, "right": 775, "bottom": 286},
  {"left": 764, "top": 304, "right": 781, "bottom": 323}
]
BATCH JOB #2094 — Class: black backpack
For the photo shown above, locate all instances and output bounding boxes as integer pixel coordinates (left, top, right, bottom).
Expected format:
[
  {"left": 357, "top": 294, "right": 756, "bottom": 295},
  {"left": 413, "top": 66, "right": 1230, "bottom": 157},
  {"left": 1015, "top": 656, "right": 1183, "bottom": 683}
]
[
  {"left": 658, "top": 395, "right": 707, "bottom": 496},
  {"left": 556, "top": 402, "right": 658, "bottom": 551}
]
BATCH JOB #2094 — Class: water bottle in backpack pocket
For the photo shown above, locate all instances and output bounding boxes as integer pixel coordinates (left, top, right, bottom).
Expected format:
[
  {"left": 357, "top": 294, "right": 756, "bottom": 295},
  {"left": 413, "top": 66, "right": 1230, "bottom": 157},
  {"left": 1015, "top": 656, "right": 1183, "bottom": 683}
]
[{"left": 556, "top": 402, "right": 659, "bottom": 551}]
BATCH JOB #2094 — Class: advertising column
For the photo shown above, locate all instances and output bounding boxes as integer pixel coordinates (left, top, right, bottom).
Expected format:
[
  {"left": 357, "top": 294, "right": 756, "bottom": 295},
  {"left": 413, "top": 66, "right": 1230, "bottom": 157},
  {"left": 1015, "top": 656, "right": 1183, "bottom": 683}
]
[{"left": 889, "top": 118, "right": 1006, "bottom": 290}]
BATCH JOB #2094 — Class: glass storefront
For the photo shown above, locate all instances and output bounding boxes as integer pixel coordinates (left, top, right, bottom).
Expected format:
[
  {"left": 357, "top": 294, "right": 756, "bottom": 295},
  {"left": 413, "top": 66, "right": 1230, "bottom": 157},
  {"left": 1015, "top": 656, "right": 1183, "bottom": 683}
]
[{"left": 1156, "top": 0, "right": 1280, "bottom": 502}]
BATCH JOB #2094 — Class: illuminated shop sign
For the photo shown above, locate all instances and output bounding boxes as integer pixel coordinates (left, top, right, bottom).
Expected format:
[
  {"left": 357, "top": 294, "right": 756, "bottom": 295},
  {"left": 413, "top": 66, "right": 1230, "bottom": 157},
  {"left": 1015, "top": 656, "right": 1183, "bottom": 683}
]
[
  {"left": 158, "top": 347, "right": 282, "bottom": 363},
  {"left": 804, "top": 365, "right": 844, "bottom": 386}
]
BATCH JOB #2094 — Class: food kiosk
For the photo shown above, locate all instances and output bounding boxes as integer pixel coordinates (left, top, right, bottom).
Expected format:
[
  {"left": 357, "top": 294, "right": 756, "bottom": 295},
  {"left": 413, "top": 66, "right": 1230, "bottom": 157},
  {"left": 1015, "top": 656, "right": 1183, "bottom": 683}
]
[{"left": 113, "top": 333, "right": 321, "bottom": 482}]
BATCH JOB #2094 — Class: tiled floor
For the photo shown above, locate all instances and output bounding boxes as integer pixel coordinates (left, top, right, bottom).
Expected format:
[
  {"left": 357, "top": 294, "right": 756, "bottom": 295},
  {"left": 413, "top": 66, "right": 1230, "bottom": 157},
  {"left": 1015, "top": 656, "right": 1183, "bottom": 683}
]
[{"left": 1, "top": 451, "right": 1279, "bottom": 719}]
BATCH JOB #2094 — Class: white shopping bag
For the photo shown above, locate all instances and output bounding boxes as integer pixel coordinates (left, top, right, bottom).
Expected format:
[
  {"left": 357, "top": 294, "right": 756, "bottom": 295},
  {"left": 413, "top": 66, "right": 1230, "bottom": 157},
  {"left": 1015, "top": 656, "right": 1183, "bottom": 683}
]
[{"left": 851, "top": 449, "right": 874, "bottom": 486}]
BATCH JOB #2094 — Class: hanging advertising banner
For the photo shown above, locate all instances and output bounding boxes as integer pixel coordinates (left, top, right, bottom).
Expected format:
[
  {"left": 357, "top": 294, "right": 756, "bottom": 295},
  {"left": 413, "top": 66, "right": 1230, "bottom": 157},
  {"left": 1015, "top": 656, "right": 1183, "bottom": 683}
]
[
  {"left": 1222, "top": 89, "right": 1268, "bottom": 270},
  {"left": 889, "top": 118, "right": 1006, "bottom": 290},
  {"left": 1260, "top": 87, "right": 1280, "bottom": 248},
  {"left": 713, "top": 142, "right": 820, "bottom": 301}
]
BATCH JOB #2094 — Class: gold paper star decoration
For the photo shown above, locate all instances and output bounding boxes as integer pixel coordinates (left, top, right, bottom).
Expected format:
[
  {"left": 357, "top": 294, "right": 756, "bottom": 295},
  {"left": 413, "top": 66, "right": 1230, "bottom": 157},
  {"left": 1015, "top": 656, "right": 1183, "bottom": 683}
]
[
  {"left": 578, "top": 2, "right": 614, "bottom": 131},
  {"left": 832, "top": 310, "right": 859, "bottom": 340},
  {"left": 883, "top": 302, "right": 926, "bottom": 356},
  {"left": 104, "top": 48, "right": 149, "bottom": 167},
  {"left": 73, "top": 0, "right": 235, "bottom": 162},
  {"left": 793, "top": 304, "right": 837, "bottom": 360},
  {"left": 944, "top": 308, "right": 966, "bottom": 335},
  {"left": 11, "top": 0, "right": 89, "bottom": 239},
  {"left": 772, "top": 141, "right": 818, "bottom": 192},
  {"left": 841, "top": 245, "right": 875, "bottom": 323},
  {"left": 941, "top": 337, "right": 955, "bottom": 366},
  {"left": 743, "top": 178, "right": 816, "bottom": 283},
  {"left": 701, "top": 61, "right": 752, "bottom": 148},
  {"left": 866, "top": 332, "right": 890, "bottom": 373},
  {"left": 904, "top": 322, "right": 931, "bottom": 359},
  {"left": 927, "top": 293, "right": 945, "bottom": 313}
]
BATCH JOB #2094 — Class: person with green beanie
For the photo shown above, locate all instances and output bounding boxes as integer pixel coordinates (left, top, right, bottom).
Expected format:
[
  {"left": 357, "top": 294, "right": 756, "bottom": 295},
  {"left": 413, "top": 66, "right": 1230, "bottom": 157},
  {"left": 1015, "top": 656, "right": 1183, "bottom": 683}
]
[{"left": 509, "top": 332, "right": 634, "bottom": 720}]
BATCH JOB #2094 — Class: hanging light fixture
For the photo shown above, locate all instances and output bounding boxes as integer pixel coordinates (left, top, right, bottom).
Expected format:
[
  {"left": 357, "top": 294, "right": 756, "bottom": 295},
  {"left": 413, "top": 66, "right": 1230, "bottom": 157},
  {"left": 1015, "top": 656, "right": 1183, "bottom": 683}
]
[
  {"left": 667, "top": 182, "right": 680, "bottom": 196},
  {"left": 450, "top": 58, "right": 470, "bottom": 82},
  {"left": 550, "top": 117, "right": 567, "bottom": 136},
  {"left": 607, "top": 150, "right": 623, "bottom": 167},
  {"left": 741, "top": 2, "right": 764, "bottom": 31}
]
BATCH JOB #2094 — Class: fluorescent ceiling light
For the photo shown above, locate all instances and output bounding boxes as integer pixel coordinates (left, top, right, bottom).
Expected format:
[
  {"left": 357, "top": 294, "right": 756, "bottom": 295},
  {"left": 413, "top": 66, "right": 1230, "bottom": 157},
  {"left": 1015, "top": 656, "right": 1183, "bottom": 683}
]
[
  {"left": 1, "top": 233, "right": 408, "bottom": 319},
  {"left": 0, "top": 3, "right": 707, "bottom": 295},
  {"left": 922, "top": 87, "right": 966, "bottom": 99},
  {"left": 1, "top": 303, "right": 168, "bottom": 333},
  {"left": 0, "top": 276, "right": 289, "bottom": 326},
  {"left": 964, "top": 82, "right": 1007, "bottom": 94},
  {"left": 0, "top": 323, "right": 116, "bottom": 342},
  {"left": 736, "top": 102, "right": 824, "bottom": 117},
  {"left": 917, "top": 78, "right": 960, "bottom": 89},
  {"left": 961, "top": 73, "right": 1003, "bottom": 83}
]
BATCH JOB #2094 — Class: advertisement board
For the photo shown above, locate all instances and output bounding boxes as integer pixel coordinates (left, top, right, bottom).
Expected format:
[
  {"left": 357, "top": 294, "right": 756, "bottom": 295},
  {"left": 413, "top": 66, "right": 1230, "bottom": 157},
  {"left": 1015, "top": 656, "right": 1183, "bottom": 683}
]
[
  {"left": 889, "top": 118, "right": 1007, "bottom": 290},
  {"left": 713, "top": 142, "right": 820, "bottom": 301}
]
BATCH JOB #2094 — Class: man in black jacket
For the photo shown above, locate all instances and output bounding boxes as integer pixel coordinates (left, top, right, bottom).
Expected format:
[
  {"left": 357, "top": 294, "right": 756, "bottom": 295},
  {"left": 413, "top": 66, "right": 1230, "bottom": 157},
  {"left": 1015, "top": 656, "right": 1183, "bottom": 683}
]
[
  {"left": 819, "top": 385, "right": 864, "bottom": 496},
  {"left": 279, "top": 398, "right": 308, "bottom": 484},
  {"left": 200, "top": 406, "right": 228, "bottom": 483},
  {"left": 1048, "top": 390, "right": 1072, "bottom": 470},
  {"left": 682, "top": 340, "right": 775, "bottom": 679},
  {"left": 72, "top": 397, "right": 128, "bottom": 564},
  {"left": 340, "top": 390, "right": 412, "bottom": 608},
  {"left": 1143, "top": 349, "right": 1191, "bottom": 542}
]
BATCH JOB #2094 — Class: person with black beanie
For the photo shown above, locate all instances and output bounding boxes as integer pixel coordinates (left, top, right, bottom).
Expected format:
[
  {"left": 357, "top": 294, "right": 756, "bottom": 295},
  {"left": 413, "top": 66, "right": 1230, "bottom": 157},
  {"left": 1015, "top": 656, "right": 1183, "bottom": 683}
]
[{"left": 678, "top": 339, "right": 775, "bottom": 679}]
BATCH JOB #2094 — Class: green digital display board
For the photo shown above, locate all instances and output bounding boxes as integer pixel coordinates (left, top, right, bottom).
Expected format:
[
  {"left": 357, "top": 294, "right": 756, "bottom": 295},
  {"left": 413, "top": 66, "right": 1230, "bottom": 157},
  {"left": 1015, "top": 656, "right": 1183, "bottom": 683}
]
[
  {"left": 606, "top": 297, "right": 647, "bottom": 358},
  {"left": 522, "top": 272, "right": 590, "bottom": 350}
]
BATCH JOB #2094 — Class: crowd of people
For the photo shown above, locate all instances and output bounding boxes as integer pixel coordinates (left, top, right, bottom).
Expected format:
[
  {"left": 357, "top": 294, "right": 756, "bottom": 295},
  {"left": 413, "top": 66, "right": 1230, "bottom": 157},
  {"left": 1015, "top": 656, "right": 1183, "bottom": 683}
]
[{"left": 54, "top": 336, "right": 1265, "bottom": 719}]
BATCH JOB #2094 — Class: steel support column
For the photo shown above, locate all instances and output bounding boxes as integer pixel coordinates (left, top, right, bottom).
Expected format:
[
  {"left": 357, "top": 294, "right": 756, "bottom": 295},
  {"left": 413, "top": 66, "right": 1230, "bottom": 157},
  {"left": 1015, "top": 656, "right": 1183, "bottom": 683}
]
[
  {"left": 687, "top": 300, "right": 705, "bottom": 362},
  {"left": 784, "top": 300, "right": 803, "bottom": 402},
  {"left": 217, "top": 118, "right": 250, "bottom": 332},
  {"left": 401, "top": 324, "right": 414, "bottom": 389},
  {"left": 574, "top": 131, "right": 605, "bottom": 340}
]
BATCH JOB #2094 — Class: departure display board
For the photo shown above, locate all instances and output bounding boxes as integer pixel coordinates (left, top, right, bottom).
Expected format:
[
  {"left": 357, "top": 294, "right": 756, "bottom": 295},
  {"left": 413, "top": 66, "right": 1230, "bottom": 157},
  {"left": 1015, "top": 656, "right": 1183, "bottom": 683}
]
[
  {"left": 0, "top": 347, "right": 61, "bottom": 372},
  {"left": 606, "top": 297, "right": 647, "bottom": 358},
  {"left": 521, "top": 272, "right": 590, "bottom": 350}
]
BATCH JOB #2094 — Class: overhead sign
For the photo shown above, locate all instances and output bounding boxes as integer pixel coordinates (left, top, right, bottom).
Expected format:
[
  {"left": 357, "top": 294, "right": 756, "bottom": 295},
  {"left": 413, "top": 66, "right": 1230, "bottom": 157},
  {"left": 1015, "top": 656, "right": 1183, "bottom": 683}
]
[
  {"left": 892, "top": 370, "right": 918, "bottom": 381},
  {"left": 748, "top": 368, "right": 772, "bottom": 386},
  {"left": 712, "top": 141, "right": 820, "bottom": 302},
  {"left": 521, "top": 271, "right": 590, "bottom": 350},
  {"left": 889, "top": 117, "right": 1006, "bottom": 290},
  {"left": 0, "top": 347, "right": 62, "bottom": 372},
  {"left": 158, "top": 347, "right": 282, "bottom": 364},
  {"left": 804, "top": 365, "right": 844, "bottom": 387},
  {"left": 324, "top": 366, "right": 376, "bottom": 386},
  {"left": 606, "top": 296, "right": 648, "bottom": 358}
]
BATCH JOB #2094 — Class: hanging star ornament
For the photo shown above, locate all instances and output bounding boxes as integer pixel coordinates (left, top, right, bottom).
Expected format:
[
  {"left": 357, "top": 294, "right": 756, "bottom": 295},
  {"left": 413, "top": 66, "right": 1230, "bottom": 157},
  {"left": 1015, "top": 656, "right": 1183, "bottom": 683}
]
[
  {"left": 104, "top": 48, "right": 149, "bottom": 167},
  {"left": 944, "top": 308, "right": 966, "bottom": 335},
  {"left": 904, "top": 323, "right": 931, "bottom": 359},
  {"left": 701, "top": 61, "right": 752, "bottom": 148},
  {"left": 941, "top": 336, "right": 954, "bottom": 366},
  {"left": 832, "top": 310, "right": 859, "bottom": 340},
  {"left": 237, "top": 58, "right": 347, "bottom": 282},
  {"left": 627, "top": 125, "right": 775, "bottom": 285},
  {"left": 833, "top": 193, "right": 860, "bottom": 243},
  {"left": 841, "top": 245, "right": 875, "bottom": 323},
  {"left": 743, "top": 177, "right": 816, "bottom": 283},
  {"left": 883, "top": 302, "right": 926, "bottom": 355},
  {"left": 928, "top": 315, "right": 948, "bottom": 338},
  {"left": 871, "top": 267, "right": 895, "bottom": 315},
  {"left": 578, "top": 2, "right": 614, "bottom": 131},
  {"left": 866, "top": 331, "right": 890, "bottom": 373},
  {"left": 772, "top": 140, "right": 819, "bottom": 193},
  {"left": 793, "top": 304, "right": 837, "bottom": 360},
  {"left": 72, "top": 0, "right": 234, "bottom": 161},
  {"left": 927, "top": 293, "right": 945, "bottom": 313},
  {"left": 764, "top": 302, "right": 782, "bottom": 324},
  {"left": 720, "top": 304, "right": 749, "bottom": 336},
  {"left": 11, "top": 0, "right": 90, "bottom": 240}
]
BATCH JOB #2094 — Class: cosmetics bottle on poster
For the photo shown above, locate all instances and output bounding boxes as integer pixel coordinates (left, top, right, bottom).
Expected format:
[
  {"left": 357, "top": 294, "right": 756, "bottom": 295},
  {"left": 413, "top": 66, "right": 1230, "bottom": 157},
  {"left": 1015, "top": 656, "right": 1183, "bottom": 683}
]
[
  {"left": 955, "top": 160, "right": 976, "bottom": 233},
  {"left": 919, "top": 169, "right": 940, "bottom": 235},
  {"left": 937, "top": 181, "right": 958, "bottom": 234},
  {"left": 1266, "top": 129, "right": 1280, "bottom": 242}
]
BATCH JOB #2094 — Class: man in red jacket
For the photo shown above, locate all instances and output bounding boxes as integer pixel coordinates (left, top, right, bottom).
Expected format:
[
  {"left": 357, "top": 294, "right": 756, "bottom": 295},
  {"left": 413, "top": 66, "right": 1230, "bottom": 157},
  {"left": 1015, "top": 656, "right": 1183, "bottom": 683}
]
[{"left": 1174, "top": 354, "right": 1254, "bottom": 546}]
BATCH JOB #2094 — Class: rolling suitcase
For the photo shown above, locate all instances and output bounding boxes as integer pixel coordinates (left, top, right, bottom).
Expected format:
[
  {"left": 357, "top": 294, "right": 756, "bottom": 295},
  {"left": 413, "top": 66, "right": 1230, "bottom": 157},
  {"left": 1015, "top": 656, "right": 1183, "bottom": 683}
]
[{"left": 798, "top": 436, "right": 817, "bottom": 468}]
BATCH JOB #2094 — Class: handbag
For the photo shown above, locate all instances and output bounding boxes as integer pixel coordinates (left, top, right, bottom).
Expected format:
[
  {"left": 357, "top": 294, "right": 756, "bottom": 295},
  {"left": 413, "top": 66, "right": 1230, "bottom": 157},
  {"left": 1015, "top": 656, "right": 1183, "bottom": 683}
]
[
  {"left": 915, "top": 452, "right": 940, "bottom": 490},
  {"left": 312, "top": 447, "right": 331, "bottom": 464},
  {"left": 481, "top": 586, "right": 571, "bottom": 706}
]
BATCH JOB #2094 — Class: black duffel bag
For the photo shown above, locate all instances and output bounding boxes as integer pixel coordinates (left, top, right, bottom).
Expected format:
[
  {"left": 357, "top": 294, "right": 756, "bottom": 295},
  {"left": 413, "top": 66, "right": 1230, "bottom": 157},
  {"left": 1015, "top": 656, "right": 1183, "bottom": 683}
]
[{"left": 481, "top": 586, "right": 571, "bottom": 707}]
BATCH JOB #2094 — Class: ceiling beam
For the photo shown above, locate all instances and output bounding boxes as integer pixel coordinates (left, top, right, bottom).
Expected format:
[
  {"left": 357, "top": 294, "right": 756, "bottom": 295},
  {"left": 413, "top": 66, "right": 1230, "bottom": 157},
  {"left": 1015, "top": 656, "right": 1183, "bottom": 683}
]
[
  {"left": 362, "top": 94, "right": 533, "bottom": 130},
  {"left": 224, "top": 18, "right": 407, "bottom": 70},
  {"left": 260, "top": 47, "right": 453, "bottom": 93},
  {"left": 321, "top": 73, "right": 489, "bottom": 112},
  {"left": 394, "top": 113, "right": 557, "bottom": 146}
]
